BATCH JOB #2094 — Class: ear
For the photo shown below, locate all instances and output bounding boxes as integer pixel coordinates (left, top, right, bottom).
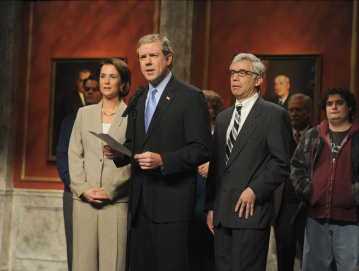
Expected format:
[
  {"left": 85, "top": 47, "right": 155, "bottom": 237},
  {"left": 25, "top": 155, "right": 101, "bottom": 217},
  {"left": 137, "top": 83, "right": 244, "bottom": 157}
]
[
  {"left": 255, "top": 76, "right": 263, "bottom": 87},
  {"left": 120, "top": 83, "right": 125, "bottom": 91},
  {"left": 308, "top": 108, "right": 313, "bottom": 118},
  {"left": 166, "top": 54, "right": 173, "bottom": 66}
]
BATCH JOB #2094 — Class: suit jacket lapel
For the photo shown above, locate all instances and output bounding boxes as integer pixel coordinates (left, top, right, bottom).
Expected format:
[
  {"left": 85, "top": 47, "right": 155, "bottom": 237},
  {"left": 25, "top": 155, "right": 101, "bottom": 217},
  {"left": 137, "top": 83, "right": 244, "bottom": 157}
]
[
  {"left": 219, "top": 107, "right": 234, "bottom": 166},
  {"left": 144, "top": 76, "right": 178, "bottom": 143},
  {"left": 93, "top": 101, "right": 104, "bottom": 152},
  {"left": 136, "top": 86, "right": 148, "bottom": 145},
  {"left": 225, "top": 97, "right": 263, "bottom": 169},
  {"left": 107, "top": 100, "right": 126, "bottom": 138}
]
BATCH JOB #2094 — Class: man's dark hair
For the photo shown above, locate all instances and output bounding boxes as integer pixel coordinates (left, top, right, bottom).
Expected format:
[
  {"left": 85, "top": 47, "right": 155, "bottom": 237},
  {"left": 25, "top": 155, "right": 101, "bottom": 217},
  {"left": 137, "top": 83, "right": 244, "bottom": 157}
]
[
  {"left": 319, "top": 87, "right": 356, "bottom": 121},
  {"left": 83, "top": 74, "right": 98, "bottom": 89}
]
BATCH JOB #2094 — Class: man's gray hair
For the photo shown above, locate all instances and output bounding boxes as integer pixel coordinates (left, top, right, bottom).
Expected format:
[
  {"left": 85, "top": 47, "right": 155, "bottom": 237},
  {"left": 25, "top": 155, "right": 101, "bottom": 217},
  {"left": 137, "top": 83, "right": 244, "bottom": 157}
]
[
  {"left": 230, "top": 53, "right": 265, "bottom": 79},
  {"left": 276, "top": 75, "right": 290, "bottom": 84},
  {"left": 137, "top": 34, "right": 174, "bottom": 70},
  {"left": 289, "top": 93, "right": 313, "bottom": 111}
]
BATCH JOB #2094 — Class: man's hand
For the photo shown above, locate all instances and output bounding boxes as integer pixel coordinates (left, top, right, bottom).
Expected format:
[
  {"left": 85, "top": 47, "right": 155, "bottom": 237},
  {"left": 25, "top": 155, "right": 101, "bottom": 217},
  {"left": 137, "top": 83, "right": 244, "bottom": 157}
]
[
  {"left": 207, "top": 210, "right": 214, "bottom": 235},
  {"left": 82, "top": 188, "right": 109, "bottom": 204},
  {"left": 134, "top": 152, "right": 163, "bottom": 170},
  {"left": 235, "top": 187, "right": 256, "bottom": 219},
  {"left": 198, "top": 162, "right": 209, "bottom": 179},
  {"left": 103, "top": 144, "right": 123, "bottom": 160},
  {"left": 69, "top": 184, "right": 74, "bottom": 194}
]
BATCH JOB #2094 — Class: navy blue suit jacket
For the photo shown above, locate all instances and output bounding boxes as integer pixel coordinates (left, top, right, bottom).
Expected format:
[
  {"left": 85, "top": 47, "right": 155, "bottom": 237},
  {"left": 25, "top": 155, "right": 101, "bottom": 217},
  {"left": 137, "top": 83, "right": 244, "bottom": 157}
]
[{"left": 56, "top": 113, "right": 76, "bottom": 192}]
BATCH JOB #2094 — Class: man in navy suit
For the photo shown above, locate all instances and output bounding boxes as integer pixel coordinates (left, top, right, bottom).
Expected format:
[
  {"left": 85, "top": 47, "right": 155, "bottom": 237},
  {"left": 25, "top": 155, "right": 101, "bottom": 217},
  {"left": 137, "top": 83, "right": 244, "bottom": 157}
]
[
  {"left": 205, "top": 53, "right": 292, "bottom": 271},
  {"left": 56, "top": 75, "right": 102, "bottom": 271},
  {"left": 111, "top": 34, "right": 212, "bottom": 271}
]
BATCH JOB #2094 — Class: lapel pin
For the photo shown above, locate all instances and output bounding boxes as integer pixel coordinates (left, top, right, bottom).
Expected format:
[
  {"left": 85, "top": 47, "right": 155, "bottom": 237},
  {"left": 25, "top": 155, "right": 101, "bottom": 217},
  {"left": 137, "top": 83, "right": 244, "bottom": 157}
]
[{"left": 166, "top": 96, "right": 170, "bottom": 100}]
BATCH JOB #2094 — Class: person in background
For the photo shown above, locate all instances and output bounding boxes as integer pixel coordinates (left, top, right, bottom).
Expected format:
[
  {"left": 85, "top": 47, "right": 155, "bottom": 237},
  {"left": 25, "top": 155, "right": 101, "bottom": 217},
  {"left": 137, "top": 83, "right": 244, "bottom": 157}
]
[
  {"left": 68, "top": 58, "right": 131, "bottom": 271},
  {"left": 204, "top": 90, "right": 226, "bottom": 134},
  {"left": 61, "top": 69, "right": 91, "bottom": 121},
  {"left": 205, "top": 53, "right": 292, "bottom": 271},
  {"left": 274, "top": 93, "right": 313, "bottom": 271},
  {"left": 56, "top": 74, "right": 102, "bottom": 271},
  {"left": 291, "top": 87, "right": 359, "bottom": 271},
  {"left": 189, "top": 90, "right": 225, "bottom": 271}
]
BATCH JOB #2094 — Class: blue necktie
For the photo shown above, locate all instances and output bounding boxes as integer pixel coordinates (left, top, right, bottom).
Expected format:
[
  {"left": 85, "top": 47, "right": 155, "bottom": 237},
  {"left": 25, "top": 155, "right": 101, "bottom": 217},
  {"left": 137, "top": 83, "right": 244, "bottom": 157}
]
[{"left": 145, "top": 88, "right": 158, "bottom": 133}]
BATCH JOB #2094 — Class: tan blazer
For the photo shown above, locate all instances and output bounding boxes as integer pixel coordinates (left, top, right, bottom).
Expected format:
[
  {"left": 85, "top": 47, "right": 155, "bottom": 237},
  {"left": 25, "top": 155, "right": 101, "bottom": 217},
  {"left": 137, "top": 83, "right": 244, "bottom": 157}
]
[{"left": 69, "top": 100, "right": 131, "bottom": 202}]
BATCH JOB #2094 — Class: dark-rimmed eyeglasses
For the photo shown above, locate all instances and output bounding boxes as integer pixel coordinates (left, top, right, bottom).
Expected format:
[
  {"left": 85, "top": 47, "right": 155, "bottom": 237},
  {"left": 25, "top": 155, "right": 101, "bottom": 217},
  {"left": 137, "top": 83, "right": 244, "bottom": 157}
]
[{"left": 227, "top": 69, "right": 258, "bottom": 77}]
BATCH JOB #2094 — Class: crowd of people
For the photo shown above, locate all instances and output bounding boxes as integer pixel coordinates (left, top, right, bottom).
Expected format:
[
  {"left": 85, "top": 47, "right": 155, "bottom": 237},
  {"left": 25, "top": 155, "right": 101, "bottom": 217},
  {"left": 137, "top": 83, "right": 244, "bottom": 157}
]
[{"left": 56, "top": 33, "right": 359, "bottom": 271}]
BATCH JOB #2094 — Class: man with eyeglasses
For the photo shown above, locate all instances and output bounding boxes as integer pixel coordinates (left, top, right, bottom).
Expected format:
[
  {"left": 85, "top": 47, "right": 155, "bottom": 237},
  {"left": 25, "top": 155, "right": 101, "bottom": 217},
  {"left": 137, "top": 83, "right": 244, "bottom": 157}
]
[{"left": 205, "top": 53, "right": 292, "bottom": 270}]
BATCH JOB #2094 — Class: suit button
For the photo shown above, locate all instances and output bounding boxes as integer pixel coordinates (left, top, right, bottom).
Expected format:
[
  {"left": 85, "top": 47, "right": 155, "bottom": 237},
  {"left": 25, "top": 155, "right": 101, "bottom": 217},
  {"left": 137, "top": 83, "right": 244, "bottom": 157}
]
[{"left": 100, "top": 159, "right": 102, "bottom": 162}]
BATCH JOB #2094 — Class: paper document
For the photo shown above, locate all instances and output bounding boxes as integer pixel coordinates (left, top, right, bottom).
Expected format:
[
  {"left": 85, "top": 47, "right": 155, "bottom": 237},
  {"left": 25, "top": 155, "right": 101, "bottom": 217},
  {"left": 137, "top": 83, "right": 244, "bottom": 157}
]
[{"left": 89, "top": 131, "right": 131, "bottom": 156}]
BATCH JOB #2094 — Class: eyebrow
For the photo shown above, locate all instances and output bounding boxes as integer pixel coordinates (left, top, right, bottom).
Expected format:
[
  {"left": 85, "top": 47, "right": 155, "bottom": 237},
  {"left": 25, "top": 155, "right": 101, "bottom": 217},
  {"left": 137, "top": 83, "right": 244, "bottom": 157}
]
[
  {"left": 327, "top": 99, "right": 344, "bottom": 103},
  {"left": 100, "top": 73, "right": 117, "bottom": 76}
]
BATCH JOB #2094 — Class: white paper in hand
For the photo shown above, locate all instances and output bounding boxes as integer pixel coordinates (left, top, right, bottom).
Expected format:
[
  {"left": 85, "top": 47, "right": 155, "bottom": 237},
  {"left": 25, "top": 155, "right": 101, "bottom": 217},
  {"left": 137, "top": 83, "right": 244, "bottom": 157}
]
[{"left": 89, "top": 131, "right": 131, "bottom": 157}]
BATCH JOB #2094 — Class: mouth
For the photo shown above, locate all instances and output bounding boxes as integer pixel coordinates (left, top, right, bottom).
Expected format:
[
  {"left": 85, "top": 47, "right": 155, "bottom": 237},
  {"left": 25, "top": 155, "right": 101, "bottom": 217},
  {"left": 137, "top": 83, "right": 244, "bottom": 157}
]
[{"left": 146, "top": 69, "right": 155, "bottom": 74}]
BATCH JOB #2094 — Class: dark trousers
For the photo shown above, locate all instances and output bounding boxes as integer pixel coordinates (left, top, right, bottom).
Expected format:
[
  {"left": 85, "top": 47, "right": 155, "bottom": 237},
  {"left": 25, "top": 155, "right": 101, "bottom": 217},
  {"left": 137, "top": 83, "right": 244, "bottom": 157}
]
[
  {"left": 274, "top": 202, "right": 305, "bottom": 271},
  {"left": 214, "top": 224, "right": 270, "bottom": 271},
  {"left": 63, "top": 190, "right": 73, "bottom": 271},
  {"left": 130, "top": 189, "right": 190, "bottom": 271}
]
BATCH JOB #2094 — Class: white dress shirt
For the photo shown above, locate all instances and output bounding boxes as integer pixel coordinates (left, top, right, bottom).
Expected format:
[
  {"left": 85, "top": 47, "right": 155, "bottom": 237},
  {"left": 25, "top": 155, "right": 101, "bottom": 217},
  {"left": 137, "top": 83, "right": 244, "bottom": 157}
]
[
  {"left": 226, "top": 92, "right": 259, "bottom": 196},
  {"left": 292, "top": 124, "right": 311, "bottom": 139},
  {"left": 144, "top": 72, "right": 172, "bottom": 113},
  {"left": 226, "top": 92, "right": 259, "bottom": 140}
]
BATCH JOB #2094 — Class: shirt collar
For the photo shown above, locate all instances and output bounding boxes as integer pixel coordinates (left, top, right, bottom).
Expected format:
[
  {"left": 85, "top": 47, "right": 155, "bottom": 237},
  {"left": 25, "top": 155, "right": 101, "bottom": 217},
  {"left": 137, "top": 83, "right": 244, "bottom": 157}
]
[
  {"left": 292, "top": 124, "right": 311, "bottom": 137},
  {"left": 234, "top": 92, "right": 259, "bottom": 112},
  {"left": 279, "top": 93, "right": 289, "bottom": 104},
  {"left": 149, "top": 72, "right": 172, "bottom": 96}
]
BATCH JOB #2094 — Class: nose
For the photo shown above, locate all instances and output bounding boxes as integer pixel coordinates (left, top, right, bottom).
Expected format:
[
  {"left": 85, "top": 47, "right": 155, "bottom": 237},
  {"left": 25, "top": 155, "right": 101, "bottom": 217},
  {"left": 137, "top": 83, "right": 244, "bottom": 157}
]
[
  {"left": 145, "top": 56, "right": 151, "bottom": 65},
  {"left": 232, "top": 73, "right": 240, "bottom": 81}
]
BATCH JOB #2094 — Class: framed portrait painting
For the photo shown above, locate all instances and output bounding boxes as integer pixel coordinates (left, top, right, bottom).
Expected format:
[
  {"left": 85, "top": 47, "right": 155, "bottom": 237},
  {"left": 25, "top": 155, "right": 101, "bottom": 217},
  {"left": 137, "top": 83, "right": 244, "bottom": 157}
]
[
  {"left": 232, "top": 53, "right": 323, "bottom": 126},
  {"left": 47, "top": 57, "right": 127, "bottom": 162}
]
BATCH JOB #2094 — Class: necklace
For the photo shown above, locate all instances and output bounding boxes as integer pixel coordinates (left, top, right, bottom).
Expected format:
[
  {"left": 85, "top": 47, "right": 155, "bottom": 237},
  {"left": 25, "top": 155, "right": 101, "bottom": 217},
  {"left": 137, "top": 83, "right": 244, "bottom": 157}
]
[{"left": 102, "top": 107, "right": 119, "bottom": 116}]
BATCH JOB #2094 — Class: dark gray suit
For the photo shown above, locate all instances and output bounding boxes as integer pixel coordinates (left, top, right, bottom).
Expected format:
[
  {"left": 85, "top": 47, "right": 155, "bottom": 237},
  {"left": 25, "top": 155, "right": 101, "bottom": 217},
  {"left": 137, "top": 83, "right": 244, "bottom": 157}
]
[{"left": 205, "top": 96, "right": 292, "bottom": 270}]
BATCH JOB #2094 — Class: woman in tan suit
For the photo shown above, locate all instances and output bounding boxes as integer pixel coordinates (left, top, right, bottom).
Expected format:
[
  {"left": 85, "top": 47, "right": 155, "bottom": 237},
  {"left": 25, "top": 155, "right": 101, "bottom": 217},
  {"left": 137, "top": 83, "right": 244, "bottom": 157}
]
[{"left": 69, "top": 58, "right": 131, "bottom": 271}]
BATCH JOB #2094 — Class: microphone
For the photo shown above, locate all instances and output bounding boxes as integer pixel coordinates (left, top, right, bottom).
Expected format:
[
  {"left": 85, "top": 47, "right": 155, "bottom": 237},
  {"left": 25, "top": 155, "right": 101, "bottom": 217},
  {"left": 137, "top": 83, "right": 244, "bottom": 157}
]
[{"left": 122, "top": 86, "right": 145, "bottom": 117}]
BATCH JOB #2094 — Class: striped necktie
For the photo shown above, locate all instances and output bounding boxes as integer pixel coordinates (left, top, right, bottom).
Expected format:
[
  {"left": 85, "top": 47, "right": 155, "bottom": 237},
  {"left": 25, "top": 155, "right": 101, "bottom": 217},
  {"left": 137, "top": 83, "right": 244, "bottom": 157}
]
[
  {"left": 226, "top": 105, "right": 242, "bottom": 163},
  {"left": 145, "top": 88, "right": 158, "bottom": 133}
]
